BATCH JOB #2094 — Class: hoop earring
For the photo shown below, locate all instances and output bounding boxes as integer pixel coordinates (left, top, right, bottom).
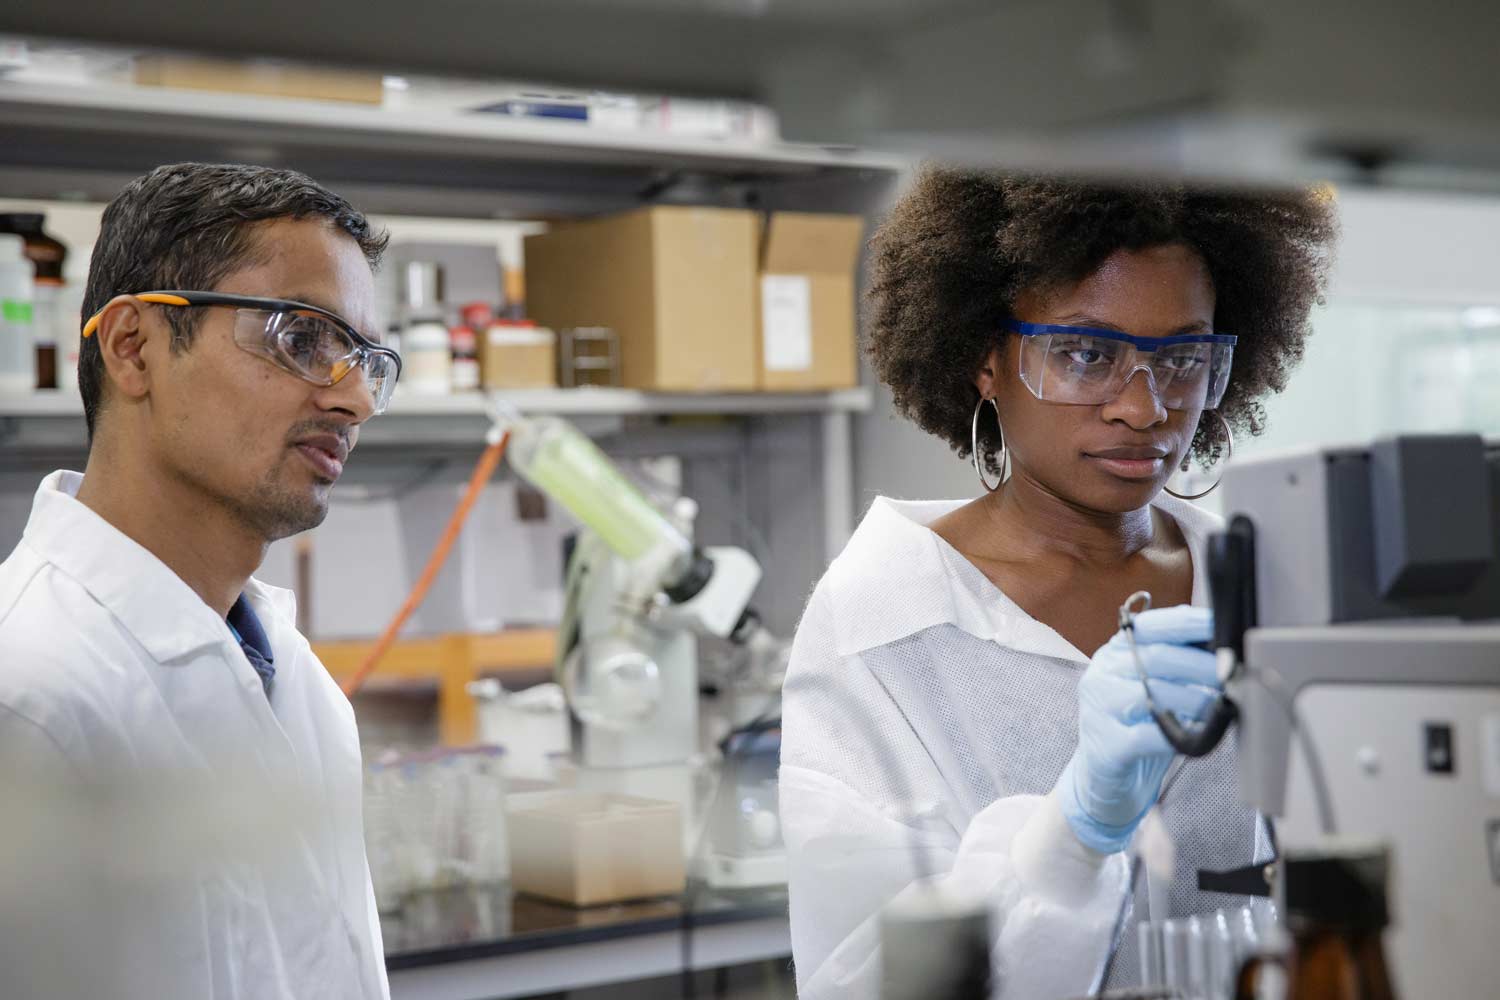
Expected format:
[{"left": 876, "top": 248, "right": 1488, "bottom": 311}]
[
  {"left": 1164, "top": 410, "right": 1234, "bottom": 501},
  {"left": 971, "top": 396, "right": 1007, "bottom": 493}
]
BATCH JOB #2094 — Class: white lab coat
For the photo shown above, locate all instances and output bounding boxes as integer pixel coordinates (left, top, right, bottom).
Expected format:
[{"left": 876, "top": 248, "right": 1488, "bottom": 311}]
[
  {"left": 780, "top": 495, "right": 1269, "bottom": 999},
  {"left": 0, "top": 471, "right": 389, "bottom": 1000}
]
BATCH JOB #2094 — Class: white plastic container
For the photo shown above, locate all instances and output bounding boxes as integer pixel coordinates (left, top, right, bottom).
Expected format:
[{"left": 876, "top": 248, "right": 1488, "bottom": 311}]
[
  {"left": 0, "top": 235, "right": 34, "bottom": 394},
  {"left": 399, "top": 319, "right": 453, "bottom": 394}
]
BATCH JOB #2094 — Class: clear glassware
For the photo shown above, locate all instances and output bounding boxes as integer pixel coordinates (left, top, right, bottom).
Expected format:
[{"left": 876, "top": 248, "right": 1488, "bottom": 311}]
[
  {"left": 1138, "top": 919, "right": 1166, "bottom": 991},
  {"left": 1163, "top": 918, "right": 1194, "bottom": 997},
  {"left": 464, "top": 746, "right": 510, "bottom": 884},
  {"left": 1206, "top": 909, "right": 1237, "bottom": 1000}
]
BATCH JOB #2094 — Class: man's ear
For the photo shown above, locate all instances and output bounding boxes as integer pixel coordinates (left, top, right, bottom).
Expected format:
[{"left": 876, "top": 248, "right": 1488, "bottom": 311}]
[{"left": 92, "top": 296, "right": 156, "bottom": 403}]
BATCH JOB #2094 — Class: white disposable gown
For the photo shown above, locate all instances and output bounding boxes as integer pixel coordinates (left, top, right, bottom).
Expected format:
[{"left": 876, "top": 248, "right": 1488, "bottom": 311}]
[
  {"left": 0, "top": 471, "right": 389, "bottom": 1000},
  {"left": 780, "top": 495, "right": 1270, "bottom": 999}
]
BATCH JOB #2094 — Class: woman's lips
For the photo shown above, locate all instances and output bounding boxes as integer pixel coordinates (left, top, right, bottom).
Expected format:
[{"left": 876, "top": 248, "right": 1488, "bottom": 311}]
[
  {"left": 1088, "top": 455, "right": 1164, "bottom": 479},
  {"left": 1085, "top": 448, "right": 1168, "bottom": 480}
]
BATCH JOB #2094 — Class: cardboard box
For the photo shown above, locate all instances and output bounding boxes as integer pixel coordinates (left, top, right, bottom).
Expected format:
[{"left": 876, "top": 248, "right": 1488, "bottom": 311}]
[
  {"left": 508, "top": 793, "right": 685, "bottom": 907},
  {"left": 757, "top": 212, "right": 864, "bottom": 391},
  {"left": 481, "top": 322, "right": 557, "bottom": 389},
  {"left": 523, "top": 207, "right": 759, "bottom": 392},
  {"left": 133, "top": 56, "right": 384, "bottom": 104}
]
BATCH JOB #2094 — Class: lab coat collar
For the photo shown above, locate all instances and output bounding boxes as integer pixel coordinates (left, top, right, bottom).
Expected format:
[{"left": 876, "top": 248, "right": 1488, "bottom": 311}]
[
  {"left": 825, "top": 493, "right": 1218, "bottom": 666},
  {"left": 22, "top": 470, "right": 270, "bottom": 664}
]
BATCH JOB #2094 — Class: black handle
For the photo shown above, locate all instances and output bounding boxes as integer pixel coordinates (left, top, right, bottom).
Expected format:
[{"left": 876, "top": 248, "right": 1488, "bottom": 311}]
[
  {"left": 1207, "top": 516, "right": 1257, "bottom": 660},
  {"left": 1151, "top": 517, "right": 1256, "bottom": 758}
]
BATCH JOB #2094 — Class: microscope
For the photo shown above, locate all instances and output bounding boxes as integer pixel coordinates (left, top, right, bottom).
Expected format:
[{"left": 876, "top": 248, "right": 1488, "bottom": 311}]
[{"left": 498, "top": 409, "right": 788, "bottom": 888}]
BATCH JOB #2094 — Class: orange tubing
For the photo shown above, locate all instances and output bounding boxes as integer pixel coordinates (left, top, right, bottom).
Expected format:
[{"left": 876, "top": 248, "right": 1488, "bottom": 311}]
[{"left": 340, "top": 431, "right": 511, "bottom": 697}]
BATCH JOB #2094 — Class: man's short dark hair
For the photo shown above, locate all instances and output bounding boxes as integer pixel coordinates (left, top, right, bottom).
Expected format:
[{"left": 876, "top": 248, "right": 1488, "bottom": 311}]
[{"left": 79, "top": 162, "right": 389, "bottom": 440}]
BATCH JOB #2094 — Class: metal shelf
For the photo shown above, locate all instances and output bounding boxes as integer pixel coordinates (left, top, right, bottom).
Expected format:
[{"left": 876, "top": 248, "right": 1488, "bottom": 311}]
[
  {"left": 0, "top": 81, "right": 902, "bottom": 171},
  {"left": 0, "top": 387, "right": 873, "bottom": 454},
  {"left": 0, "top": 386, "right": 871, "bottom": 418},
  {"left": 0, "top": 80, "right": 905, "bottom": 216}
]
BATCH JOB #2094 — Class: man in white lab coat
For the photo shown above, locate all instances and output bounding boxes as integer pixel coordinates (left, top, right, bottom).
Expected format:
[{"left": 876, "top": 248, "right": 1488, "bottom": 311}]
[{"left": 0, "top": 162, "right": 401, "bottom": 999}]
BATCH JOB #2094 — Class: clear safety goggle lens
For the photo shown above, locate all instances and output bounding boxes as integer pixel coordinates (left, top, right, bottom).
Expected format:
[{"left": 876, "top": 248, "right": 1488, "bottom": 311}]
[
  {"left": 1017, "top": 331, "right": 1233, "bottom": 410},
  {"left": 232, "top": 309, "right": 400, "bottom": 414}
]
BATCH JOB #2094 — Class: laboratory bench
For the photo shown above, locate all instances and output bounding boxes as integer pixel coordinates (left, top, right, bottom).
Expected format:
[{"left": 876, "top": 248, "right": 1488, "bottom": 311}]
[{"left": 383, "top": 883, "right": 790, "bottom": 1000}]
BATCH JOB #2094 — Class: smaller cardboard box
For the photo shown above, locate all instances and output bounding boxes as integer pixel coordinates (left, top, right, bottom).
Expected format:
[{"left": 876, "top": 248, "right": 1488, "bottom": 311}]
[
  {"left": 757, "top": 212, "right": 864, "bottom": 391},
  {"left": 481, "top": 321, "right": 557, "bottom": 389},
  {"left": 508, "top": 793, "right": 685, "bottom": 907}
]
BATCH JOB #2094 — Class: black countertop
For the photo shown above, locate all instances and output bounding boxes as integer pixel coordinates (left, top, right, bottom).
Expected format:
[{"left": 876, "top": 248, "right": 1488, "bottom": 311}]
[{"left": 382, "top": 883, "right": 790, "bottom": 970}]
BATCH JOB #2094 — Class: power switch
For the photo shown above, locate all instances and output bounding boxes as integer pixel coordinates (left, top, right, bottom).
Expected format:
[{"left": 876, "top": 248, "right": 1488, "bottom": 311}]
[{"left": 1425, "top": 722, "right": 1455, "bottom": 775}]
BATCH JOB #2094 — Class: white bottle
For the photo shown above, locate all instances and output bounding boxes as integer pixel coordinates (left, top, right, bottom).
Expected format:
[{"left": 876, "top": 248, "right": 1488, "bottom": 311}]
[
  {"left": 0, "top": 235, "right": 34, "bottom": 395},
  {"left": 397, "top": 260, "right": 452, "bottom": 396},
  {"left": 401, "top": 319, "right": 453, "bottom": 394}
]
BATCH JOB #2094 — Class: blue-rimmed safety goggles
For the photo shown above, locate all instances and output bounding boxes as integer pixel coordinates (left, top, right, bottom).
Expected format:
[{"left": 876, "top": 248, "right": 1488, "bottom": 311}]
[{"left": 1005, "top": 321, "right": 1237, "bottom": 411}]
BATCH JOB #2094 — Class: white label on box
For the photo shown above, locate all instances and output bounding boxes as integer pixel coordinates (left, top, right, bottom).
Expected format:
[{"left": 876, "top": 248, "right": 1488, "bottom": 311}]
[
  {"left": 1482, "top": 714, "right": 1500, "bottom": 799},
  {"left": 762, "top": 274, "right": 813, "bottom": 372}
]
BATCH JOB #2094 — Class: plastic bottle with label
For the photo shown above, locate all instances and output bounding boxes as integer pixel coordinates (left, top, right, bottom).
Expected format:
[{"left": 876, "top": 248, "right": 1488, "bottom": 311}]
[
  {"left": 0, "top": 213, "right": 68, "bottom": 389},
  {"left": 0, "top": 235, "right": 35, "bottom": 394},
  {"left": 399, "top": 261, "right": 452, "bottom": 395}
]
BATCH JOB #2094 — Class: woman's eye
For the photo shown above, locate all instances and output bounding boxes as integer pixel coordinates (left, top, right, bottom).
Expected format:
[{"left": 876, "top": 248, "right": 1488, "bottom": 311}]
[
  {"left": 1060, "top": 344, "right": 1112, "bottom": 366},
  {"left": 1161, "top": 352, "right": 1206, "bottom": 373}
]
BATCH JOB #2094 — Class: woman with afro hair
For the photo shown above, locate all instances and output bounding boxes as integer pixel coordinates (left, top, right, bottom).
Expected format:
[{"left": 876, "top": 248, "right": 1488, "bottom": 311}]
[{"left": 779, "top": 168, "right": 1336, "bottom": 998}]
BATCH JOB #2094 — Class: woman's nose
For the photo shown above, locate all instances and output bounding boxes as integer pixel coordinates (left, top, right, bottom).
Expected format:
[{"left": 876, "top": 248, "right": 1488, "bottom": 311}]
[{"left": 1102, "top": 366, "right": 1168, "bottom": 427}]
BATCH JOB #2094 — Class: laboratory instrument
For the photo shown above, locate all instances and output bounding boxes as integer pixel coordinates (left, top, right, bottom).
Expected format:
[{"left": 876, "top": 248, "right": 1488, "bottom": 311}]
[
  {"left": 1113, "top": 433, "right": 1498, "bottom": 1000},
  {"left": 495, "top": 406, "right": 788, "bottom": 888},
  {"left": 1219, "top": 433, "right": 1499, "bottom": 1000}
]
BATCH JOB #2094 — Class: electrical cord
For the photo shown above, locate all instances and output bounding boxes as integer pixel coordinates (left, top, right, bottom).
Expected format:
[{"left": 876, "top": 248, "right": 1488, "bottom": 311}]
[
  {"left": 1246, "top": 663, "right": 1338, "bottom": 837},
  {"left": 341, "top": 432, "right": 510, "bottom": 697}
]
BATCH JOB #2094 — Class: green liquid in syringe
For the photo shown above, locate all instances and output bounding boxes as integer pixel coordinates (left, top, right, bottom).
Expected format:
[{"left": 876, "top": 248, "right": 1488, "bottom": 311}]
[{"left": 515, "top": 419, "right": 687, "bottom": 564}]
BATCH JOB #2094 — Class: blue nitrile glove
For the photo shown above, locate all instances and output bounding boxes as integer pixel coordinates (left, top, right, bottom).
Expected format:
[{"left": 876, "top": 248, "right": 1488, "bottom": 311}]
[{"left": 1055, "top": 604, "right": 1221, "bottom": 854}]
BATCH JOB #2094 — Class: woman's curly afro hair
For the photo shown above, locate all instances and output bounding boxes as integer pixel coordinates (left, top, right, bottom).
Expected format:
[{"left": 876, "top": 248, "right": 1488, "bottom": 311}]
[{"left": 866, "top": 168, "right": 1338, "bottom": 474}]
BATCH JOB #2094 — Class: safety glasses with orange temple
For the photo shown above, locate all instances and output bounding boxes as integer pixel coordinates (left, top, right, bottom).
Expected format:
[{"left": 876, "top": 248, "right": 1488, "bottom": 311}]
[{"left": 83, "top": 290, "right": 402, "bottom": 414}]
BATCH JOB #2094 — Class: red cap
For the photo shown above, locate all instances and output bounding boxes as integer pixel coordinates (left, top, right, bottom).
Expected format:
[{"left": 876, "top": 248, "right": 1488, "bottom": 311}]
[{"left": 460, "top": 301, "right": 494, "bottom": 328}]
